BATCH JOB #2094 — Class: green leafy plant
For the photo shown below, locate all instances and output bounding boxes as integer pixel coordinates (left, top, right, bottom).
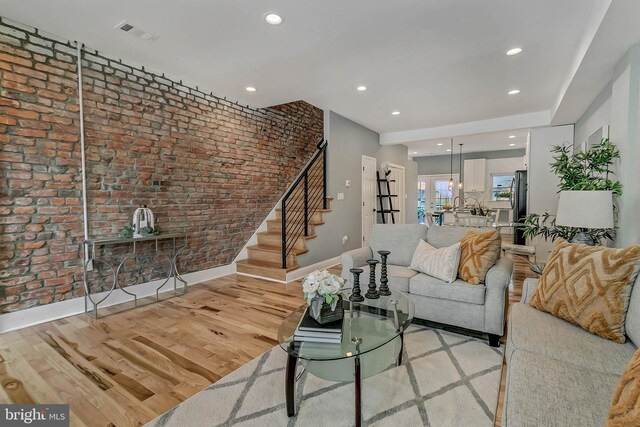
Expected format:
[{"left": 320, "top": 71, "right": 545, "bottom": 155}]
[
  {"left": 523, "top": 138, "right": 621, "bottom": 243},
  {"left": 119, "top": 225, "right": 161, "bottom": 238}
]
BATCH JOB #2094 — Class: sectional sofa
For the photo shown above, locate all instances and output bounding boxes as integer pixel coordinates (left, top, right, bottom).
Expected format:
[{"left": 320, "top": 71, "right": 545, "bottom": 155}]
[
  {"left": 502, "top": 276, "right": 640, "bottom": 426},
  {"left": 340, "top": 224, "right": 512, "bottom": 346}
]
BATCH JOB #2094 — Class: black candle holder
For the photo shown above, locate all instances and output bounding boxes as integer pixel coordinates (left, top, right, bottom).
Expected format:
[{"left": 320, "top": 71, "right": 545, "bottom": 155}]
[
  {"left": 365, "top": 259, "right": 380, "bottom": 299},
  {"left": 378, "top": 250, "right": 391, "bottom": 296},
  {"left": 349, "top": 268, "right": 365, "bottom": 302}
]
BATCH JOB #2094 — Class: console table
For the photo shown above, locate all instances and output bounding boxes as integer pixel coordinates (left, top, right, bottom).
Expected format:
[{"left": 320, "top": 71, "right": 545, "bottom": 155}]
[{"left": 82, "top": 233, "right": 188, "bottom": 318}]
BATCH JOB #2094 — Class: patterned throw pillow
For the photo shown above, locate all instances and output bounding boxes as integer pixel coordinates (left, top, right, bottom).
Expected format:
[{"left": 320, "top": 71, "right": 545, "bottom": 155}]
[
  {"left": 409, "top": 240, "right": 461, "bottom": 283},
  {"left": 457, "top": 230, "right": 501, "bottom": 285},
  {"left": 607, "top": 349, "right": 640, "bottom": 426},
  {"left": 531, "top": 240, "right": 640, "bottom": 343}
]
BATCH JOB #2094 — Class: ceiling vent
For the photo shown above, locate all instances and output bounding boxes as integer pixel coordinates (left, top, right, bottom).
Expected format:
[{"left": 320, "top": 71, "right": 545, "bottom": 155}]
[{"left": 114, "top": 20, "right": 159, "bottom": 42}]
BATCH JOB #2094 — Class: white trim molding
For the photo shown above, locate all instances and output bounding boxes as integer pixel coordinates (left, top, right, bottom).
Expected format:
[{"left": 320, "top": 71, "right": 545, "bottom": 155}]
[
  {"left": 0, "top": 263, "right": 235, "bottom": 334},
  {"left": 286, "top": 256, "right": 340, "bottom": 282},
  {"left": 380, "top": 110, "right": 550, "bottom": 145}
]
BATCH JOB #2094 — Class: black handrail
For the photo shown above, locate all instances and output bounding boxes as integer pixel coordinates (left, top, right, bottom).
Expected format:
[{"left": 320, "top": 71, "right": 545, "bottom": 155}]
[{"left": 281, "top": 139, "right": 327, "bottom": 268}]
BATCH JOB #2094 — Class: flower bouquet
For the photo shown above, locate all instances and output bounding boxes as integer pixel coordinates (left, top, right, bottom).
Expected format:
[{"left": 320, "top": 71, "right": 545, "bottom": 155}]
[{"left": 302, "top": 270, "right": 345, "bottom": 324}]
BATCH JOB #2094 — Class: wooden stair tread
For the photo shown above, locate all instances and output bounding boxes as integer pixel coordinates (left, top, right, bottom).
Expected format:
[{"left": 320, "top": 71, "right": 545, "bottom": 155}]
[
  {"left": 248, "top": 244, "right": 308, "bottom": 256},
  {"left": 257, "top": 231, "right": 318, "bottom": 240}
]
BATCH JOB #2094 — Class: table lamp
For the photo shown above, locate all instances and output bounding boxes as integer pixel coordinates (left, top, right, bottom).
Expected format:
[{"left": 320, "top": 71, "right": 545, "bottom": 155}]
[{"left": 555, "top": 190, "right": 614, "bottom": 245}]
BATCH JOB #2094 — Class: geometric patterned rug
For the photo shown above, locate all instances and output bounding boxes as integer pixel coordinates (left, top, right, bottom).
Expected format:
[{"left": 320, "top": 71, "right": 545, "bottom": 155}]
[{"left": 145, "top": 324, "right": 504, "bottom": 427}]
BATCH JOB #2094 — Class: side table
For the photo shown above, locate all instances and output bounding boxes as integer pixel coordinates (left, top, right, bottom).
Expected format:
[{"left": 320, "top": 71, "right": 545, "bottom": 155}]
[{"left": 82, "top": 233, "right": 188, "bottom": 318}]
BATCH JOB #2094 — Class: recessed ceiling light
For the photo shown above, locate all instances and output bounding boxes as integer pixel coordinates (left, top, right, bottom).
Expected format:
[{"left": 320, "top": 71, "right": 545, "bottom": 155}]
[
  {"left": 506, "top": 48, "right": 523, "bottom": 56},
  {"left": 508, "top": 89, "right": 520, "bottom": 95},
  {"left": 509, "top": 135, "right": 516, "bottom": 139},
  {"left": 245, "top": 86, "right": 257, "bottom": 92},
  {"left": 509, "top": 143, "right": 516, "bottom": 147},
  {"left": 391, "top": 111, "right": 400, "bottom": 115},
  {"left": 356, "top": 85, "right": 367, "bottom": 92},
  {"left": 446, "top": 149, "right": 451, "bottom": 152},
  {"left": 437, "top": 143, "right": 443, "bottom": 146},
  {"left": 264, "top": 13, "right": 283, "bottom": 25},
  {"left": 412, "top": 151, "right": 418, "bottom": 154}
]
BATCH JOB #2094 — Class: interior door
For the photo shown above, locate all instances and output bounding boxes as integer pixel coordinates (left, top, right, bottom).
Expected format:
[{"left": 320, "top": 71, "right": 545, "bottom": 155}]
[
  {"left": 362, "top": 155, "right": 377, "bottom": 247},
  {"left": 417, "top": 174, "right": 459, "bottom": 223},
  {"left": 386, "top": 163, "right": 405, "bottom": 224}
]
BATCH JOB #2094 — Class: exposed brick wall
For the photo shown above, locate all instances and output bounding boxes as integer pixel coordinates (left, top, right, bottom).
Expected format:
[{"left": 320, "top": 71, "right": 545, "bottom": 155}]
[{"left": 0, "top": 17, "right": 323, "bottom": 313}]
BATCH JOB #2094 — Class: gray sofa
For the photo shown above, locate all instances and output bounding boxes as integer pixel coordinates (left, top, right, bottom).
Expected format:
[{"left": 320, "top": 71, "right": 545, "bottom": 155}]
[
  {"left": 340, "top": 224, "right": 512, "bottom": 346},
  {"left": 503, "top": 277, "right": 640, "bottom": 426}
]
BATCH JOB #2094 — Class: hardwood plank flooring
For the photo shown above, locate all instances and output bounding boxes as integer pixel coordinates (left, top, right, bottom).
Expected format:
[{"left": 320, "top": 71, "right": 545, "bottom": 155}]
[
  {"left": 0, "top": 274, "right": 305, "bottom": 426},
  {"left": 0, "top": 259, "right": 532, "bottom": 427}
]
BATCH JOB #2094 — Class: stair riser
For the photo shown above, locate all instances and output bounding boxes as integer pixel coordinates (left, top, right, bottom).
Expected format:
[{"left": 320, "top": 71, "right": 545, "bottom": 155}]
[
  {"left": 247, "top": 247, "right": 297, "bottom": 265},
  {"left": 236, "top": 264, "right": 287, "bottom": 282},
  {"left": 267, "top": 220, "right": 316, "bottom": 235},
  {"left": 257, "top": 233, "right": 307, "bottom": 251},
  {"left": 275, "top": 210, "right": 323, "bottom": 223}
]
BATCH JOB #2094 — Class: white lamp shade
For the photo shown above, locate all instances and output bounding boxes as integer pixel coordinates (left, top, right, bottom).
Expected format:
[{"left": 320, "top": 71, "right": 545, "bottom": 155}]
[{"left": 555, "top": 191, "right": 614, "bottom": 229}]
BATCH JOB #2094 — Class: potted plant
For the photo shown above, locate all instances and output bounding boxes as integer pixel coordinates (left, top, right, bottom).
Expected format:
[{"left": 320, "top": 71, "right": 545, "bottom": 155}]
[
  {"left": 523, "top": 139, "right": 621, "bottom": 244},
  {"left": 302, "top": 270, "right": 345, "bottom": 324}
]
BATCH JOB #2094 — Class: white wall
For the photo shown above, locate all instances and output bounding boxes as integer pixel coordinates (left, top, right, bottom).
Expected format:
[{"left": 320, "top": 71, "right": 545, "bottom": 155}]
[
  {"left": 527, "top": 124, "right": 575, "bottom": 260},
  {"left": 573, "top": 44, "right": 640, "bottom": 247},
  {"left": 575, "top": 82, "right": 612, "bottom": 145},
  {"left": 609, "top": 45, "right": 640, "bottom": 247}
]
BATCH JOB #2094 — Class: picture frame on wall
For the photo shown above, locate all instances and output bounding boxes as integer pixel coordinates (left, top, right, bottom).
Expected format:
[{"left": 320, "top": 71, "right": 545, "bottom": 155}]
[
  {"left": 587, "top": 125, "right": 609, "bottom": 149},
  {"left": 573, "top": 125, "right": 609, "bottom": 154}
]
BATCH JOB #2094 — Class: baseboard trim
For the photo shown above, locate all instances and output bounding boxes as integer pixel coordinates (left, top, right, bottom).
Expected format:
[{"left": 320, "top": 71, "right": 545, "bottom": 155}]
[
  {"left": 285, "top": 257, "right": 340, "bottom": 282},
  {"left": 0, "top": 263, "right": 236, "bottom": 334},
  {"left": 235, "top": 271, "right": 287, "bottom": 284}
]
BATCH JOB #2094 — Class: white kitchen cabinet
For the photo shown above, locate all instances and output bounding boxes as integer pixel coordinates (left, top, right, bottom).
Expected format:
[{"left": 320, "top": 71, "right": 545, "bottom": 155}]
[{"left": 463, "top": 158, "right": 486, "bottom": 192}]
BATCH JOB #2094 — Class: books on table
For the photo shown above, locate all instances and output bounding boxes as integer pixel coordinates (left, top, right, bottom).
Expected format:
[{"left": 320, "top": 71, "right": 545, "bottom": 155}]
[{"left": 294, "top": 308, "right": 343, "bottom": 344}]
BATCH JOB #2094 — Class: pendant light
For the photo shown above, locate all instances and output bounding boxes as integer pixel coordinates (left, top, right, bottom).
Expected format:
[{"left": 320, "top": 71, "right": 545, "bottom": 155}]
[
  {"left": 448, "top": 138, "right": 454, "bottom": 190},
  {"left": 458, "top": 143, "right": 464, "bottom": 189}
]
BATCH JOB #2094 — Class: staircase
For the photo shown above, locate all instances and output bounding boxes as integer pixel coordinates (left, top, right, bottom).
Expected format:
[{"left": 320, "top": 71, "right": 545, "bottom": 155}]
[{"left": 236, "top": 140, "right": 331, "bottom": 282}]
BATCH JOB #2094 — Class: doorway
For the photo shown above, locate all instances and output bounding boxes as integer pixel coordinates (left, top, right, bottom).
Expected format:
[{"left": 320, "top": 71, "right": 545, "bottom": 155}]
[
  {"left": 362, "top": 155, "right": 377, "bottom": 247},
  {"left": 417, "top": 174, "right": 459, "bottom": 224}
]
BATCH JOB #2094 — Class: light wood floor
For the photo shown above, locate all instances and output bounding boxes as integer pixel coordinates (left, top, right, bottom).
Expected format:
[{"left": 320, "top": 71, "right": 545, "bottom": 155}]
[{"left": 0, "top": 259, "right": 534, "bottom": 427}]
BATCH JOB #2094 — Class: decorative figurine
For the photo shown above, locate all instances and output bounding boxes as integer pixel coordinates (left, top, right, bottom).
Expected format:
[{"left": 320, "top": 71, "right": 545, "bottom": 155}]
[
  {"left": 132, "top": 205, "right": 155, "bottom": 238},
  {"left": 378, "top": 250, "right": 392, "bottom": 296},
  {"left": 365, "top": 259, "right": 380, "bottom": 299},
  {"left": 349, "top": 268, "right": 365, "bottom": 302}
]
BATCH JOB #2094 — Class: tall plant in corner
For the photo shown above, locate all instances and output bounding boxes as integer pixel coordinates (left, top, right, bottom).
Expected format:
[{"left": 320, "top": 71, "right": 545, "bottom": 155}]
[{"left": 523, "top": 138, "right": 621, "bottom": 243}]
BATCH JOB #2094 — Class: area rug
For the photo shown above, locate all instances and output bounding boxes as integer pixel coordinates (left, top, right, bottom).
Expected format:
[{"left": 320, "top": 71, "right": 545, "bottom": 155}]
[{"left": 146, "top": 325, "right": 504, "bottom": 427}]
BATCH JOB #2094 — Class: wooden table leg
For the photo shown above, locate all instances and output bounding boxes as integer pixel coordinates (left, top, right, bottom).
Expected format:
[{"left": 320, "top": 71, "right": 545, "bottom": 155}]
[{"left": 285, "top": 350, "right": 297, "bottom": 417}]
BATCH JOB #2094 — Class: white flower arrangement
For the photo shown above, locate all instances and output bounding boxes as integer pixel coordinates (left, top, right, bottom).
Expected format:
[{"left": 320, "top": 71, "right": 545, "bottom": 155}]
[{"left": 302, "top": 270, "right": 345, "bottom": 319}]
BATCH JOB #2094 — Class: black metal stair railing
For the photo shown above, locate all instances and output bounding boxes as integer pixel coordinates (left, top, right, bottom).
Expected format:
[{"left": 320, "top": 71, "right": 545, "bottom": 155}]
[{"left": 281, "top": 139, "right": 327, "bottom": 268}]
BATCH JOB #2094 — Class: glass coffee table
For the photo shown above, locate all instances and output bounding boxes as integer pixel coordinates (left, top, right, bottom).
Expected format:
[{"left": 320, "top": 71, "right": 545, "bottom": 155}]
[{"left": 278, "top": 290, "right": 414, "bottom": 427}]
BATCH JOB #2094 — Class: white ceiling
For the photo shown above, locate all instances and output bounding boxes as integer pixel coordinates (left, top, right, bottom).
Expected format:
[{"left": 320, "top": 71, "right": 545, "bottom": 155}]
[
  {"left": 407, "top": 129, "right": 528, "bottom": 158},
  {"left": 0, "top": 0, "right": 638, "bottom": 148}
]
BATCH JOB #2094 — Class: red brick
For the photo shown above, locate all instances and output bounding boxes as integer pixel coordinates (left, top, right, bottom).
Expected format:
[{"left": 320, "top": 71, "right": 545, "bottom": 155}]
[
  {"left": 0, "top": 52, "right": 32, "bottom": 67},
  {"left": 0, "top": 116, "right": 17, "bottom": 125},
  {"left": 3, "top": 107, "right": 39, "bottom": 119}
]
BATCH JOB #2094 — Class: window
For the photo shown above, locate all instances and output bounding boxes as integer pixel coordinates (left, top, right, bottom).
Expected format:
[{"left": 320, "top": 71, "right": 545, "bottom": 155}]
[{"left": 491, "top": 174, "right": 514, "bottom": 201}]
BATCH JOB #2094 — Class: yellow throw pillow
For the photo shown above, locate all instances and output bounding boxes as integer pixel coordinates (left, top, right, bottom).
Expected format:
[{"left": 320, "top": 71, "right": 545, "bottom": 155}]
[
  {"left": 531, "top": 240, "right": 640, "bottom": 343},
  {"left": 607, "top": 349, "right": 640, "bottom": 426},
  {"left": 458, "top": 230, "right": 501, "bottom": 285}
]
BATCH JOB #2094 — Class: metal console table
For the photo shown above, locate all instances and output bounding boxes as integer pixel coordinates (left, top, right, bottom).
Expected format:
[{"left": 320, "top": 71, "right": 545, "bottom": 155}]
[{"left": 82, "top": 233, "right": 188, "bottom": 318}]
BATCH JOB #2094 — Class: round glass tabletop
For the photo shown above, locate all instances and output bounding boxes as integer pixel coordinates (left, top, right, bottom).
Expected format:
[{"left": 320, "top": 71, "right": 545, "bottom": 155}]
[{"left": 278, "top": 290, "right": 414, "bottom": 361}]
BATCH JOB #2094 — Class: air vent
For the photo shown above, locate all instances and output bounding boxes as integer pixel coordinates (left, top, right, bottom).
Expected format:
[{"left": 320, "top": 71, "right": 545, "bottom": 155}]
[{"left": 114, "top": 20, "right": 159, "bottom": 42}]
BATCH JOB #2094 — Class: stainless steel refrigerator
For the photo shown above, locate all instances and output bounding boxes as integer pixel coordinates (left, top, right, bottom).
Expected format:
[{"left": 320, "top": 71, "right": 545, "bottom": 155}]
[{"left": 510, "top": 170, "right": 528, "bottom": 244}]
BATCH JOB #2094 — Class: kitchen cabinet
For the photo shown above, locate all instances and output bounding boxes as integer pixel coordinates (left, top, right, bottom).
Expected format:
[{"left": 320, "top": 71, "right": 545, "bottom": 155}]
[{"left": 463, "top": 158, "right": 486, "bottom": 192}]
